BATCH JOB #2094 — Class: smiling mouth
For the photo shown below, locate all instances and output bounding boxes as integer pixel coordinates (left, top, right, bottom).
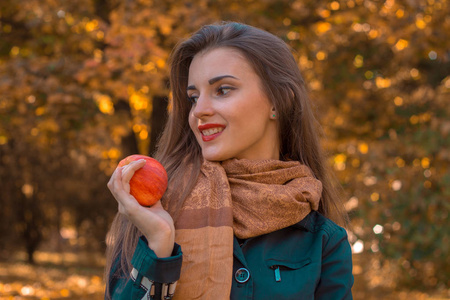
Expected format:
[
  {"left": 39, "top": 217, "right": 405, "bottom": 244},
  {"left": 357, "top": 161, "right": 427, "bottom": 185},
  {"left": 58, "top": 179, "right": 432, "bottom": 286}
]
[
  {"left": 202, "top": 127, "right": 224, "bottom": 136},
  {"left": 198, "top": 124, "right": 225, "bottom": 142}
]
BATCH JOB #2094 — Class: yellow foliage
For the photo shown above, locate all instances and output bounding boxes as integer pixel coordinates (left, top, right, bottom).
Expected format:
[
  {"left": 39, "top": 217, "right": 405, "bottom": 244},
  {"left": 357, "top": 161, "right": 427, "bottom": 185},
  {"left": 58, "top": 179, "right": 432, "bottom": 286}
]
[
  {"left": 422, "top": 113, "right": 431, "bottom": 122},
  {"left": 445, "top": 77, "right": 450, "bottom": 89},
  {"left": 80, "top": 39, "right": 95, "bottom": 53},
  {"left": 315, "top": 22, "right": 331, "bottom": 34},
  {"left": 394, "top": 39, "right": 409, "bottom": 51},
  {"left": 283, "top": 18, "right": 291, "bottom": 26},
  {"left": 107, "top": 148, "right": 121, "bottom": 159},
  {"left": 395, "top": 157, "right": 405, "bottom": 168},
  {"left": 94, "top": 94, "right": 114, "bottom": 115},
  {"left": 10, "top": 46, "right": 19, "bottom": 57},
  {"left": 316, "top": 51, "right": 327, "bottom": 60},
  {"left": 394, "top": 96, "right": 403, "bottom": 106},
  {"left": 329, "top": 1, "right": 340, "bottom": 10},
  {"left": 65, "top": 13, "right": 74, "bottom": 25},
  {"left": 335, "top": 153, "right": 346, "bottom": 163},
  {"left": 410, "top": 115, "right": 419, "bottom": 124},
  {"left": 351, "top": 158, "right": 360, "bottom": 168},
  {"left": 310, "top": 80, "right": 322, "bottom": 90},
  {"left": 143, "top": 62, "right": 156, "bottom": 72},
  {"left": 416, "top": 18, "right": 426, "bottom": 29},
  {"left": 410, "top": 68, "right": 420, "bottom": 79},
  {"left": 35, "top": 107, "right": 46, "bottom": 116},
  {"left": 370, "top": 193, "right": 380, "bottom": 201},
  {"left": 375, "top": 77, "right": 391, "bottom": 89},
  {"left": 94, "top": 49, "right": 103, "bottom": 62},
  {"left": 395, "top": 9, "right": 405, "bottom": 18},
  {"left": 85, "top": 20, "right": 99, "bottom": 32},
  {"left": 91, "top": 275, "right": 102, "bottom": 285},
  {"left": 368, "top": 29, "right": 379, "bottom": 39},
  {"left": 384, "top": 0, "right": 395, "bottom": 9},
  {"left": 299, "top": 55, "right": 313, "bottom": 69},
  {"left": 413, "top": 158, "right": 421, "bottom": 167},
  {"left": 139, "top": 129, "right": 148, "bottom": 140},
  {"left": 96, "top": 31, "right": 105, "bottom": 40},
  {"left": 365, "top": 71, "right": 374, "bottom": 79},
  {"left": 133, "top": 124, "right": 142, "bottom": 132},
  {"left": 156, "top": 59, "right": 165, "bottom": 69},
  {"left": 287, "top": 31, "right": 299, "bottom": 40},
  {"left": 334, "top": 116, "right": 344, "bottom": 125},
  {"left": 60, "top": 288, "right": 70, "bottom": 297},
  {"left": 421, "top": 157, "right": 430, "bottom": 169},
  {"left": 130, "top": 93, "right": 149, "bottom": 110},
  {"left": 424, "top": 15, "right": 432, "bottom": 23},
  {"left": 358, "top": 143, "right": 369, "bottom": 154},
  {"left": 318, "top": 9, "right": 330, "bottom": 18},
  {"left": 353, "top": 55, "right": 364, "bottom": 68}
]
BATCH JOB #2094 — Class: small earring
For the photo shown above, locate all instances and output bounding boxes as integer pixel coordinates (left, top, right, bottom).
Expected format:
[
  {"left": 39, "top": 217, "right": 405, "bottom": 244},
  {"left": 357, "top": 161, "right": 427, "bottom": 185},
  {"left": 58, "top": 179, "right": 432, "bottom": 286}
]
[{"left": 272, "top": 114, "right": 276, "bottom": 118}]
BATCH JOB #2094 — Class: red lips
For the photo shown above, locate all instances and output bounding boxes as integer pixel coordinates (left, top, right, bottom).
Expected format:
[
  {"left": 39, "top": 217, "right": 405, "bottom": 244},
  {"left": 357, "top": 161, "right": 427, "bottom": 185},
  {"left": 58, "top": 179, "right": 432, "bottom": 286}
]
[{"left": 198, "top": 123, "right": 226, "bottom": 142}]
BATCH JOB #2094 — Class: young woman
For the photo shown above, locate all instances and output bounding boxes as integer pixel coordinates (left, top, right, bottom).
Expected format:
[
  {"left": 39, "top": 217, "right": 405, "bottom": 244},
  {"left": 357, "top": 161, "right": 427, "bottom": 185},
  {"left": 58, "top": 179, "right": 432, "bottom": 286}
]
[{"left": 105, "top": 22, "right": 353, "bottom": 299}]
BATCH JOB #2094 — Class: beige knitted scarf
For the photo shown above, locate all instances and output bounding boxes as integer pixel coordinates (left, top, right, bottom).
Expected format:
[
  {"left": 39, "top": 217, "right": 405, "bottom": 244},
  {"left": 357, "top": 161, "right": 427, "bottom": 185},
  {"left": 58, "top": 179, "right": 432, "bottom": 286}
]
[{"left": 170, "top": 158, "right": 322, "bottom": 299}]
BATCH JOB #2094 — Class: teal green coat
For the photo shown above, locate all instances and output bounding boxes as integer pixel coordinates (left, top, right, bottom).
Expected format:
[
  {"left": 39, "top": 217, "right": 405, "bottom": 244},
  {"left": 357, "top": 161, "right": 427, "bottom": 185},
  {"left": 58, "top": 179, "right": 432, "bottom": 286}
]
[{"left": 108, "top": 211, "right": 354, "bottom": 299}]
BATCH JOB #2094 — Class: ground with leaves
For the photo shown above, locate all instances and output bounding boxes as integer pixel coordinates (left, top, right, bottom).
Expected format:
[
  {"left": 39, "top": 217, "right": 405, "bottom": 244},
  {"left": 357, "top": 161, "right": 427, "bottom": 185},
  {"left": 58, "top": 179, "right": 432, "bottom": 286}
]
[{"left": 0, "top": 251, "right": 104, "bottom": 300}]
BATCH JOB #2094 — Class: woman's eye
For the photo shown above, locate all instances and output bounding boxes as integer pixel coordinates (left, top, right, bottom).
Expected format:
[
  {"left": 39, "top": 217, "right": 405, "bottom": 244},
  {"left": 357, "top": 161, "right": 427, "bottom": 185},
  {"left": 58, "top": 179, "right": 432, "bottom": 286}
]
[
  {"left": 217, "top": 86, "right": 234, "bottom": 96},
  {"left": 187, "top": 95, "right": 198, "bottom": 104}
]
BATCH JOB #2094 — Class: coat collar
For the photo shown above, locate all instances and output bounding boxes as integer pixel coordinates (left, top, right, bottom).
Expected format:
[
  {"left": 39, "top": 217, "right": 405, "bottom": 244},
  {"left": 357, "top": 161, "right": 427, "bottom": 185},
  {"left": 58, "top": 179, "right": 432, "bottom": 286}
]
[{"left": 291, "top": 210, "right": 319, "bottom": 232}]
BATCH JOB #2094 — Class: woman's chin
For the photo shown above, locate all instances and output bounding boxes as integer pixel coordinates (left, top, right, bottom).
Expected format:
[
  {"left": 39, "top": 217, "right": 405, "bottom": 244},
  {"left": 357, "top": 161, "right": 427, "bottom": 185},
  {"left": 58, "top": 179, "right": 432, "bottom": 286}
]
[{"left": 202, "top": 151, "right": 231, "bottom": 162}]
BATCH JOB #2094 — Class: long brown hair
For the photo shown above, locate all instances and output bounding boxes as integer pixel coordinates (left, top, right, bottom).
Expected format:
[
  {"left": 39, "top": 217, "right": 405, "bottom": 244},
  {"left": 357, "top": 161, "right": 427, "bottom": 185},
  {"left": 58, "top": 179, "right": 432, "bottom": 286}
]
[{"left": 104, "top": 21, "right": 348, "bottom": 298}]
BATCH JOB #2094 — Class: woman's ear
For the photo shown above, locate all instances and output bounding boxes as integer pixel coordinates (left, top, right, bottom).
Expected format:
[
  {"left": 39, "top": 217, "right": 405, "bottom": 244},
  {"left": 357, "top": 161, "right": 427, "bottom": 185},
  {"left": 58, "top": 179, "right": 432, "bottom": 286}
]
[{"left": 270, "top": 107, "right": 276, "bottom": 119}]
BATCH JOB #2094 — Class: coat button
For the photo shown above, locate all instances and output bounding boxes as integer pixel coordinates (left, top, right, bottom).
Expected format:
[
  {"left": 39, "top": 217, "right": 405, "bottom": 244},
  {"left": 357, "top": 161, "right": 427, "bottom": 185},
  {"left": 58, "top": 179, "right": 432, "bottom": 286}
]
[{"left": 235, "top": 268, "right": 250, "bottom": 283}]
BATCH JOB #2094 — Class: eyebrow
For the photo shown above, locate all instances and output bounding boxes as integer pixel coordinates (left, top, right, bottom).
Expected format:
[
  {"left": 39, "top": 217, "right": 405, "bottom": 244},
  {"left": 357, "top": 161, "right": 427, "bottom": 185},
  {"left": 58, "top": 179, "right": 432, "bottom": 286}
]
[{"left": 187, "top": 75, "right": 238, "bottom": 91}]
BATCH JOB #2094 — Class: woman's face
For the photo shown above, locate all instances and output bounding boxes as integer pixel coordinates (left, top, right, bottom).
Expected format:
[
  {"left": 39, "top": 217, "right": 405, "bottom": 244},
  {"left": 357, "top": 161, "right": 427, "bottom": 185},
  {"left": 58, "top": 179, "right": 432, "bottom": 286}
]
[{"left": 187, "top": 47, "right": 279, "bottom": 161}]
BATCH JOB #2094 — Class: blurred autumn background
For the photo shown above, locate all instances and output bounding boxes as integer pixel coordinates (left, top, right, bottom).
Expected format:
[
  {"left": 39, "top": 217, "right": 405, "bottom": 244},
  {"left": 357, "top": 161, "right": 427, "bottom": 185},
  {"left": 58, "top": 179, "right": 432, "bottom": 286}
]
[{"left": 0, "top": 0, "right": 449, "bottom": 299}]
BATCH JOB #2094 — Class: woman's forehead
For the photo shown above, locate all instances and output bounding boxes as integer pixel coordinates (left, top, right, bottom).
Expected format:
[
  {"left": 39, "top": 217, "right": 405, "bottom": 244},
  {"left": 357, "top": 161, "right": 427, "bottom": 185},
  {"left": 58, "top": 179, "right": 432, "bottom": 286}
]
[{"left": 188, "top": 48, "right": 253, "bottom": 84}]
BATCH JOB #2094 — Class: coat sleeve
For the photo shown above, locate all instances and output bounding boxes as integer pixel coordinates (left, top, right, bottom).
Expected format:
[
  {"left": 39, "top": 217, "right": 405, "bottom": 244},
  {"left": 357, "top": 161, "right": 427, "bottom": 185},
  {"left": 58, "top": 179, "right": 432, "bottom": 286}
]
[
  {"left": 315, "top": 226, "right": 354, "bottom": 300},
  {"left": 108, "top": 236, "right": 183, "bottom": 300}
]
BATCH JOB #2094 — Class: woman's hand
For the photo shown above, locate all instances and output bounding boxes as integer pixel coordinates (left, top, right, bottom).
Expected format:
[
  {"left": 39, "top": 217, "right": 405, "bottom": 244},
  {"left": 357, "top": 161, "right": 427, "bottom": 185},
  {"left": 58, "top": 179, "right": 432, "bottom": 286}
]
[{"left": 107, "top": 159, "right": 175, "bottom": 258}]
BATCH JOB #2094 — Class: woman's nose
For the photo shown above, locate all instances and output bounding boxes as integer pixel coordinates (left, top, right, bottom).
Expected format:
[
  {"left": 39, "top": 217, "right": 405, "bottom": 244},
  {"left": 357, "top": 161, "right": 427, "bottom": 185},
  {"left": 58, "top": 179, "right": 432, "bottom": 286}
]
[{"left": 192, "top": 95, "right": 214, "bottom": 119}]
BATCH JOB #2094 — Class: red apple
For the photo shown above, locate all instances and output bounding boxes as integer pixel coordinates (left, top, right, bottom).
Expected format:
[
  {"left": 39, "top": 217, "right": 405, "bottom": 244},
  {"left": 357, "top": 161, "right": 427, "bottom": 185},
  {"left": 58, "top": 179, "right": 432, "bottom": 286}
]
[{"left": 118, "top": 154, "right": 168, "bottom": 206}]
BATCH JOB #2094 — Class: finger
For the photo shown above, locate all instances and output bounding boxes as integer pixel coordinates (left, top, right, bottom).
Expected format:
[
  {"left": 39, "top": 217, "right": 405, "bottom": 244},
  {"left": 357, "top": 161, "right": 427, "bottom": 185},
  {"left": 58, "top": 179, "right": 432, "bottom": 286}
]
[
  {"left": 121, "top": 165, "right": 135, "bottom": 184},
  {"left": 122, "top": 159, "right": 146, "bottom": 184},
  {"left": 107, "top": 167, "right": 120, "bottom": 190},
  {"left": 126, "top": 159, "right": 146, "bottom": 172},
  {"left": 109, "top": 166, "right": 126, "bottom": 196},
  {"left": 107, "top": 169, "right": 140, "bottom": 217},
  {"left": 112, "top": 167, "right": 142, "bottom": 203}
]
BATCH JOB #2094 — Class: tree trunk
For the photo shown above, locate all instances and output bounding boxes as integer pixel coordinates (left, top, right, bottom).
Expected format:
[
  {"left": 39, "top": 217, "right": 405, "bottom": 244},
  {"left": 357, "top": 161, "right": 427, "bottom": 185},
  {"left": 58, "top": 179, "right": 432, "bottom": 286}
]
[{"left": 115, "top": 100, "right": 140, "bottom": 156}]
